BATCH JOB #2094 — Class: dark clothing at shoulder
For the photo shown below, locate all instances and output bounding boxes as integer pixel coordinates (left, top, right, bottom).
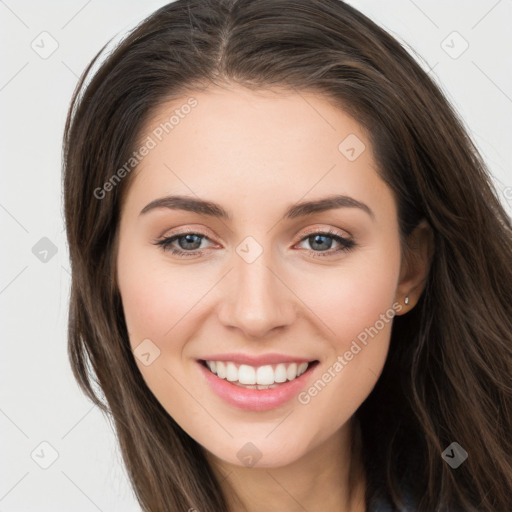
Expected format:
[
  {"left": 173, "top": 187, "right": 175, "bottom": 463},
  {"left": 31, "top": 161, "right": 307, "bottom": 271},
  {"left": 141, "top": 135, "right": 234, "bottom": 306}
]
[{"left": 369, "top": 485, "right": 416, "bottom": 512}]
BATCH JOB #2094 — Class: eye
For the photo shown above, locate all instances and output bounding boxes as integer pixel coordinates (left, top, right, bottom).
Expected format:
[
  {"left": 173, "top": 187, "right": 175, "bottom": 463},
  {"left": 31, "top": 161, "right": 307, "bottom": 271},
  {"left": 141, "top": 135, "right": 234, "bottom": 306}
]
[
  {"left": 295, "top": 228, "right": 355, "bottom": 259},
  {"left": 154, "top": 231, "right": 214, "bottom": 257},
  {"left": 153, "top": 228, "right": 356, "bottom": 259}
]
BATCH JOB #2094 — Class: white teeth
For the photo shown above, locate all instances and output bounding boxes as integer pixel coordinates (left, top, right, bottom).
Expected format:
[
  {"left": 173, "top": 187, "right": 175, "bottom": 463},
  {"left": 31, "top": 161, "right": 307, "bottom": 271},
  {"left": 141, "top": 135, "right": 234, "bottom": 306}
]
[
  {"left": 297, "top": 362, "right": 308, "bottom": 376},
  {"left": 286, "top": 363, "right": 297, "bottom": 381},
  {"left": 274, "top": 363, "right": 288, "bottom": 383},
  {"left": 238, "top": 364, "right": 256, "bottom": 385},
  {"left": 256, "top": 365, "right": 274, "bottom": 385},
  {"left": 204, "top": 360, "right": 312, "bottom": 386},
  {"left": 216, "top": 361, "right": 226, "bottom": 379},
  {"left": 226, "top": 362, "right": 238, "bottom": 382}
]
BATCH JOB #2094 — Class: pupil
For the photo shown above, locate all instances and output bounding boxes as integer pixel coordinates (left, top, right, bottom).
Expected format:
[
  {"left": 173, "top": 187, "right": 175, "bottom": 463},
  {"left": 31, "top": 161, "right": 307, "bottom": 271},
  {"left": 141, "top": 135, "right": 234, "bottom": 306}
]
[
  {"left": 180, "top": 234, "right": 201, "bottom": 250},
  {"left": 311, "top": 234, "right": 331, "bottom": 251}
]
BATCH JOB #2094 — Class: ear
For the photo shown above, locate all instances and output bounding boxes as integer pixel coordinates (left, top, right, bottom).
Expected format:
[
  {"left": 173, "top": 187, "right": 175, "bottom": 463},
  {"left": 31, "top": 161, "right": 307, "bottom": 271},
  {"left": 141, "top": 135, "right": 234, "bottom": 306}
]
[{"left": 395, "top": 218, "right": 434, "bottom": 314}]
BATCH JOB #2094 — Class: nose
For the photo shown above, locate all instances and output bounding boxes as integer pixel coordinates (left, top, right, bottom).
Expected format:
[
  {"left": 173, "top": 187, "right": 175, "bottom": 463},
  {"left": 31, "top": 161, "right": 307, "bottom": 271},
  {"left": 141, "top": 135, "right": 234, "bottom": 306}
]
[{"left": 217, "top": 252, "right": 297, "bottom": 339}]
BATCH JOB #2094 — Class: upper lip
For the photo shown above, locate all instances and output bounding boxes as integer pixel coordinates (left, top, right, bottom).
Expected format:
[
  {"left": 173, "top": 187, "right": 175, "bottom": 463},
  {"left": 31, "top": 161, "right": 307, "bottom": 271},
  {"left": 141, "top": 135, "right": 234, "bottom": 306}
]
[{"left": 198, "top": 353, "right": 316, "bottom": 366}]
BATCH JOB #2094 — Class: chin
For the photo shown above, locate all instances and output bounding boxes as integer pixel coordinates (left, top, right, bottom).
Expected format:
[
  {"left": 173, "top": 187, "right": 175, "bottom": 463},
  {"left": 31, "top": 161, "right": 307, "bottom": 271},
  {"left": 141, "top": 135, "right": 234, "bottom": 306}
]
[{"left": 204, "top": 434, "right": 313, "bottom": 470}]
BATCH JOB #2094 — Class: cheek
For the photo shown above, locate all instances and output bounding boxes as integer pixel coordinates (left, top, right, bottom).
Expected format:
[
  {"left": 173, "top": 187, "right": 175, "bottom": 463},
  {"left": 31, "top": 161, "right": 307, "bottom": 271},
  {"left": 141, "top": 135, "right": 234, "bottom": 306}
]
[
  {"left": 318, "top": 270, "right": 397, "bottom": 345},
  {"left": 117, "top": 249, "right": 209, "bottom": 418},
  {"left": 296, "top": 246, "right": 401, "bottom": 352},
  {"left": 118, "top": 244, "right": 208, "bottom": 347},
  {"left": 292, "top": 248, "right": 401, "bottom": 431},
  {"left": 262, "top": 267, "right": 399, "bottom": 465}
]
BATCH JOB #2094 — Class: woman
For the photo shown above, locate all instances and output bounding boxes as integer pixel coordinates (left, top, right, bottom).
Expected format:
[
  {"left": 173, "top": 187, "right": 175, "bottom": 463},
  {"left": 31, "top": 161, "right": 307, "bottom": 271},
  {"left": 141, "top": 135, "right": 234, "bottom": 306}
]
[{"left": 62, "top": 0, "right": 512, "bottom": 510}]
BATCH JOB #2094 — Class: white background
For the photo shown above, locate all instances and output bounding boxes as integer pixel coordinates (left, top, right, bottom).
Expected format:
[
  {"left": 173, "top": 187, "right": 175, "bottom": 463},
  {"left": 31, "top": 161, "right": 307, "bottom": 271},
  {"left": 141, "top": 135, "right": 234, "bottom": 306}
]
[{"left": 1, "top": 1, "right": 511, "bottom": 510}]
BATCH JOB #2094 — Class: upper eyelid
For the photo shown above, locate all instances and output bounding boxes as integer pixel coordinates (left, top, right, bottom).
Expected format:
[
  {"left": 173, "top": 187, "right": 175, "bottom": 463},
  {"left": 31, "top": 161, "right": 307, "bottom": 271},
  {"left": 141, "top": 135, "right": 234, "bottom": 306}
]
[{"left": 299, "top": 226, "right": 352, "bottom": 240}]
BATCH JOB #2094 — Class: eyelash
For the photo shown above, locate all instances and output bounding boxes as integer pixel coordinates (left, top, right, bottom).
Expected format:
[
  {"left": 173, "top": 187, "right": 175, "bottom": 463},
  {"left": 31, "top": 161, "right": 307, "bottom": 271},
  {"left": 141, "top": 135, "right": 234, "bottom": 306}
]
[{"left": 153, "top": 228, "right": 356, "bottom": 259}]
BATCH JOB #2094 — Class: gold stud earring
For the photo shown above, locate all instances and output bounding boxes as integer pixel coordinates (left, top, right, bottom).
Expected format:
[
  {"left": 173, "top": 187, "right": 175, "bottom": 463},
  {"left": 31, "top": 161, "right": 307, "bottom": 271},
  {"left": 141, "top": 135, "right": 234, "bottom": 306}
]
[{"left": 404, "top": 296, "right": 410, "bottom": 305}]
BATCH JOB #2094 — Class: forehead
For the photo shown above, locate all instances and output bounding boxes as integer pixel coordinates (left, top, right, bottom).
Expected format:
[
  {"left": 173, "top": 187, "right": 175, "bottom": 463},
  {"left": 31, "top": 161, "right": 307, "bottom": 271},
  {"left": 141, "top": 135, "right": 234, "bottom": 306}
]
[{"left": 123, "top": 84, "right": 393, "bottom": 222}]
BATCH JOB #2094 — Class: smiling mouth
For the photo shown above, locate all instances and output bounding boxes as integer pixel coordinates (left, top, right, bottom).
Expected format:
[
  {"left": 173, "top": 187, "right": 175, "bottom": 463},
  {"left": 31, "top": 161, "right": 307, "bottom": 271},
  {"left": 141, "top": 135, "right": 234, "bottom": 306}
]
[{"left": 200, "top": 359, "right": 319, "bottom": 390}]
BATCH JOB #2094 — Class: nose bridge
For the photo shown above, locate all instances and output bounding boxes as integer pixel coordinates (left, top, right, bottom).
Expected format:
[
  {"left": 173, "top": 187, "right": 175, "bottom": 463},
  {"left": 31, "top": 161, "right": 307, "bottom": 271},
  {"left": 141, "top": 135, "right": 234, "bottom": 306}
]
[{"left": 217, "top": 244, "right": 296, "bottom": 337}]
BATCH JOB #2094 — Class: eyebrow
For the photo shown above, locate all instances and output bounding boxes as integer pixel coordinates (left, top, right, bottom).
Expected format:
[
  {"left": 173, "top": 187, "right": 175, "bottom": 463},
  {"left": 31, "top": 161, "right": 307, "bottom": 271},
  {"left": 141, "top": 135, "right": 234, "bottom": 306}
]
[{"left": 139, "top": 194, "right": 375, "bottom": 221}]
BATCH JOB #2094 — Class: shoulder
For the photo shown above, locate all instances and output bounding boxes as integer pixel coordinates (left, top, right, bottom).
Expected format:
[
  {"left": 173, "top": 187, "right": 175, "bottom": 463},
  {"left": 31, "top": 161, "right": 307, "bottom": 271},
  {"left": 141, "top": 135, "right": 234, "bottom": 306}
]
[{"left": 369, "top": 485, "right": 416, "bottom": 512}]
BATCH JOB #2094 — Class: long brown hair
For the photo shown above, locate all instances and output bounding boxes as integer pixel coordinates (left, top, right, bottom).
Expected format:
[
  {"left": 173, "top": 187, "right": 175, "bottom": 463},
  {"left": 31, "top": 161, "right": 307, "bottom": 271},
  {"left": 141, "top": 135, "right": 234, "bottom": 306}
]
[{"left": 62, "top": 1, "right": 512, "bottom": 510}]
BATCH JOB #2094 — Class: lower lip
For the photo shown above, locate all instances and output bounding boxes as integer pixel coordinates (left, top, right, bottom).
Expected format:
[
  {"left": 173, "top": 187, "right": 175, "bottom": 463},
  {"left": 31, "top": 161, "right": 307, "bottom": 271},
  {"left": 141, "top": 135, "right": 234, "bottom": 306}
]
[{"left": 197, "top": 361, "right": 318, "bottom": 411}]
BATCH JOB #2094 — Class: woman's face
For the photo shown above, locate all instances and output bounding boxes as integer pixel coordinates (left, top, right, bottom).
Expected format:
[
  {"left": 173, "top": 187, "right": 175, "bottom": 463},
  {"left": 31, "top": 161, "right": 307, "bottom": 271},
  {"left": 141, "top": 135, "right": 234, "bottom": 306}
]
[{"left": 116, "top": 84, "right": 410, "bottom": 468}]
